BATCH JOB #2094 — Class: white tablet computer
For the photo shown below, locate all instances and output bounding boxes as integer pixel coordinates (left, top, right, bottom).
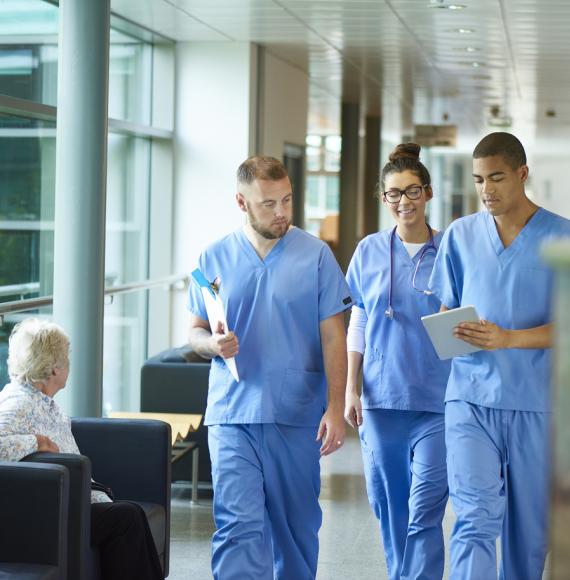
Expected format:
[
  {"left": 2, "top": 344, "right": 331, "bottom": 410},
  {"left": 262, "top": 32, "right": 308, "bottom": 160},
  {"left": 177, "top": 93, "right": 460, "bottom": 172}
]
[{"left": 421, "top": 305, "right": 481, "bottom": 360}]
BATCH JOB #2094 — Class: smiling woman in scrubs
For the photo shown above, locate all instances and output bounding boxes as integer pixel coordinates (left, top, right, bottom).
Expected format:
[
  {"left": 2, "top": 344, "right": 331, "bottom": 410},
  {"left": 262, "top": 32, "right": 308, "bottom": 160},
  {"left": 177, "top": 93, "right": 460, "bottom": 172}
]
[{"left": 345, "top": 143, "right": 451, "bottom": 580}]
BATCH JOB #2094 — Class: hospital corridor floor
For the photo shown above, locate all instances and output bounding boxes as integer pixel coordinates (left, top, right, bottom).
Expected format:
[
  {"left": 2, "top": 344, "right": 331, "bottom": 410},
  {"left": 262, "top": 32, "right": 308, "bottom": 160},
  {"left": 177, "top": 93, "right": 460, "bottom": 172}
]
[{"left": 167, "top": 428, "right": 547, "bottom": 579}]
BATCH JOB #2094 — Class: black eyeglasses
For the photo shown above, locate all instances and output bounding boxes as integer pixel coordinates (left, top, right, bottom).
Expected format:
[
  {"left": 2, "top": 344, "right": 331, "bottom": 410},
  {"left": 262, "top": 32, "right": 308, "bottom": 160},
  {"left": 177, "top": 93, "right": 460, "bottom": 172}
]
[{"left": 383, "top": 184, "right": 427, "bottom": 204}]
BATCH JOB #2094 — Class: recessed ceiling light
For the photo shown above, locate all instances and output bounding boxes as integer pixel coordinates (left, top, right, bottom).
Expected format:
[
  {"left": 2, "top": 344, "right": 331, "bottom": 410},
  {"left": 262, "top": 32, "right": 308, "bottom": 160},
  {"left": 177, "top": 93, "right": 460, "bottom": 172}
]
[
  {"left": 458, "top": 61, "right": 486, "bottom": 68},
  {"left": 456, "top": 28, "right": 475, "bottom": 34},
  {"left": 453, "top": 46, "right": 480, "bottom": 53},
  {"left": 429, "top": 3, "right": 467, "bottom": 8},
  {"left": 428, "top": 0, "right": 467, "bottom": 8}
]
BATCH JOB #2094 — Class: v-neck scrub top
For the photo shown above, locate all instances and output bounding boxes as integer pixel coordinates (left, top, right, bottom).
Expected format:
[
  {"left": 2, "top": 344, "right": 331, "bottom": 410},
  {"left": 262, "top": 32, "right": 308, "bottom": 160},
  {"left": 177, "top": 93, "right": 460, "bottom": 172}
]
[
  {"left": 346, "top": 230, "right": 450, "bottom": 414},
  {"left": 187, "top": 227, "right": 354, "bottom": 426},
  {"left": 429, "top": 208, "right": 570, "bottom": 412}
]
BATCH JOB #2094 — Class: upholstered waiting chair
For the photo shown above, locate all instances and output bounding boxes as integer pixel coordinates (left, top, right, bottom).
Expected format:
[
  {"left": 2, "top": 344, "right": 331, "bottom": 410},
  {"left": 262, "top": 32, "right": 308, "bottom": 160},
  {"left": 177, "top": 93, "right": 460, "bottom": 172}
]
[
  {"left": 24, "top": 418, "right": 171, "bottom": 580},
  {"left": 141, "top": 346, "right": 211, "bottom": 484},
  {"left": 0, "top": 461, "right": 69, "bottom": 580}
]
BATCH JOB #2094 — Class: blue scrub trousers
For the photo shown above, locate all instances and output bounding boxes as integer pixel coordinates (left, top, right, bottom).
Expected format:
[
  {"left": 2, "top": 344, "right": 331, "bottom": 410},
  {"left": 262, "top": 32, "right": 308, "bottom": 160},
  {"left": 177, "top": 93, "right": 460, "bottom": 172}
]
[
  {"left": 446, "top": 401, "right": 549, "bottom": 580},
  {"left": 359, "top": 409, "right": 448, "bottom": 580},
  {"left": 208, "top": 423, "right": 322, "bottom": 580}
]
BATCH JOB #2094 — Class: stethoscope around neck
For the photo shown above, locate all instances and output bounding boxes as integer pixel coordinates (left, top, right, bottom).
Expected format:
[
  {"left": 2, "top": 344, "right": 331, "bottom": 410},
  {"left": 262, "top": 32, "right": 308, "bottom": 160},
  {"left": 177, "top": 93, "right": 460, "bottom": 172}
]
[{"left": 385, "top": 224, "right": 437, "bottom": 319}]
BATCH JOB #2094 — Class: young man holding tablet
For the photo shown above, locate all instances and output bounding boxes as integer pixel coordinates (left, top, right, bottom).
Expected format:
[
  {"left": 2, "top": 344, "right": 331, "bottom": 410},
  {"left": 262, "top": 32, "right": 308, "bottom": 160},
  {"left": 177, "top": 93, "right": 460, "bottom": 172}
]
[{"left": 430, "top": 132, "right": 570, "bottom": 579}]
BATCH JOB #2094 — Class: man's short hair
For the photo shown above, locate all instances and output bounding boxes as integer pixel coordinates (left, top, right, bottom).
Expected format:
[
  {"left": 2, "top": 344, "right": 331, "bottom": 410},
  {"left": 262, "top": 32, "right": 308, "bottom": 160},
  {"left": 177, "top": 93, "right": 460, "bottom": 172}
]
[
  {"left": 237, "top": 156, "right": 289, "bottom": 187},
  {"left": 7, "top": 318, "right": 69, "bottom": 385},
  {"left": 473, "top": 132, "right": 527, "bottom": 169}
]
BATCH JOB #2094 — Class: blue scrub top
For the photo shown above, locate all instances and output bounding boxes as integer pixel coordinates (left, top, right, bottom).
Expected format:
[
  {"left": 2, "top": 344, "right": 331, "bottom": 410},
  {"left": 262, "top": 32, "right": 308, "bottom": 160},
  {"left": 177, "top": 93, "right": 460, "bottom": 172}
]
[
  {"left": 346, "top": 230, "right": 451, "bottom": 414},
  {"left": 429, "top": 208, "right": 570, "bottom": 412},
  {"left": 187, "top": 227, "right": 354, "bottom": 426}
]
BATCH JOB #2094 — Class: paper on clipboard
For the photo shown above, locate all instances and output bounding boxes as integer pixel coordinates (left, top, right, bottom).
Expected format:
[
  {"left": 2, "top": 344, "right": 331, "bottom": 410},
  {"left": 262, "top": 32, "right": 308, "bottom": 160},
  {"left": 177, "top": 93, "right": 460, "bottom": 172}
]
[{"left": 191, "top": 269, "right": 239, "bottom": 382}]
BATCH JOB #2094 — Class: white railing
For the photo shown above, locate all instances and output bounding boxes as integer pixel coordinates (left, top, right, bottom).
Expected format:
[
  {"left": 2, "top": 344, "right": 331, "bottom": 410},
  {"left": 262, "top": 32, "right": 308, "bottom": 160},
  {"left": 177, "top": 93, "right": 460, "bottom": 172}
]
[
  {"left": 0, "top": 274, "right": 188, "bottom": 323},
  {"left": 0, "top": 282, "right": 40, "bottom": 299}
]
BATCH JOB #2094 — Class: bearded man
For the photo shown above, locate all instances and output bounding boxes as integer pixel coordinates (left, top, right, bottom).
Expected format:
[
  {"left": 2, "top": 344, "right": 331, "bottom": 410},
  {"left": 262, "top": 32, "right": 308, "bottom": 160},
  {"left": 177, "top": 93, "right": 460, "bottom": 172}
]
[{"left": 187, "top": 156, "right": 353, "bottom": 580}]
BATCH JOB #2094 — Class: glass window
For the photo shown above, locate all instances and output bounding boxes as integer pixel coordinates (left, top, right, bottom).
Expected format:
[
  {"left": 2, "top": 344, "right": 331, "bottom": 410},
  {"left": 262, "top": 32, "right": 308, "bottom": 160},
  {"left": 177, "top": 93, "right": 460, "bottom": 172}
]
[
  {"left": 0, "top": 113, "right": 56, "bottom": 387},
  {"left": 306, "top": 175, "right": 320, "bottom": 208},
  {"left": 102, "top": 134, "right": 151, "bottom": 412},
  {"left": 0, "top": 2, "right": 152, "bottom": 123},
  {"left": 105, "top": 135, "right": 151, "bottom": 285},
  {"left": 324, "top": 136, "right": 341, "bottom": 172},
  {"left": 304, "top": 135, "right": 342, "bottom": 244},
  {"left": 306, "top": 145, "right": 321, "bottom": 172},
  {"left": 0, "top": 0, "right": 58, "bottom": 105},
  {"left": 0, "top": 115, "right": 56, "bottom": 302},
  {"left": 325, "top": 176, "right": 340, "bottom": 211},
  {"left": 0, "top": 3, "right": 174, "bottom": 410},
  {"left": 103, "top": 291, "right": 149, "bottom": 413},
  {"left": 102, "top": 133, "right": 151, "bottom": 411},
  {"left": 305, "top": 135, "right": 321, "bottom": 148},
  {"left": 108, "top": 30, "right": 153, "bottom": 125}
]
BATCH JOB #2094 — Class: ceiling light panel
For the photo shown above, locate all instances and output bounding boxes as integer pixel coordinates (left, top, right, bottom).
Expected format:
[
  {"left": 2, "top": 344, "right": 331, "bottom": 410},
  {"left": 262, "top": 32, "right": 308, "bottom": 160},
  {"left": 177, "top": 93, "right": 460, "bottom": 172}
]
[{"left": 109, "top": 0, "right": 570, "bottom": 138}]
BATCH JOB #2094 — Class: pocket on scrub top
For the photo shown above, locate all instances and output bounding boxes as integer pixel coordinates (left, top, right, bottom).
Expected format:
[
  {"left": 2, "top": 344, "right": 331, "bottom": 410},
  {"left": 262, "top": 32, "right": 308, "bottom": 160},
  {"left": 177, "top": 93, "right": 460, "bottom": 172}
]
[
  {"left": 514, "top": 267, "right": 549, "bottom": 312},
  {"left": 362, "top": 350, "right": 383, "bottom": 396},
  {"left": 209, "top": 358, "right": 233, "bottom": 394}
]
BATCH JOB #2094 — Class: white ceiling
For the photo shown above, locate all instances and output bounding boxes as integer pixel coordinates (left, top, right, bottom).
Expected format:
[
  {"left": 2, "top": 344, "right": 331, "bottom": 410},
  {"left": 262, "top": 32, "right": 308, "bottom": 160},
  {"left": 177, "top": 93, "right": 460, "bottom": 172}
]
[{"left": 111, "top": 0, "right": 570, "bottom": 145}]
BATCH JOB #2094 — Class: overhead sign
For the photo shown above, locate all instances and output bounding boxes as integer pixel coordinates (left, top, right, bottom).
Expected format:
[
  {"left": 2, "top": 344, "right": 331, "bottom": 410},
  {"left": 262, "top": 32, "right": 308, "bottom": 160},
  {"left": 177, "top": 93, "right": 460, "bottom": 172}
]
[{"left": 413, "top": 124, "right": 457, "bottom": 147}]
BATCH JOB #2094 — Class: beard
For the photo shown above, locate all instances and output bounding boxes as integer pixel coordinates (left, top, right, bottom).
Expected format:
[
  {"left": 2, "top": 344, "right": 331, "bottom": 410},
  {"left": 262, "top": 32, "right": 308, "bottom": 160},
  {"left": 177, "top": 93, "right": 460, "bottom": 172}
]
[{"left": 246, "top": 206, "right": 291, "bottom": 240}]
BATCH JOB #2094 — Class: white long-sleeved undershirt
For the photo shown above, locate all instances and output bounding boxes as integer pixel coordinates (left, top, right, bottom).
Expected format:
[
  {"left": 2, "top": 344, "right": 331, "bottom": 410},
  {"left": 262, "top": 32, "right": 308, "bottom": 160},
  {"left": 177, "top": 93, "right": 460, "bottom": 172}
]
[{"left": 346, "top": 241, "right": 424, "bottom": 354}]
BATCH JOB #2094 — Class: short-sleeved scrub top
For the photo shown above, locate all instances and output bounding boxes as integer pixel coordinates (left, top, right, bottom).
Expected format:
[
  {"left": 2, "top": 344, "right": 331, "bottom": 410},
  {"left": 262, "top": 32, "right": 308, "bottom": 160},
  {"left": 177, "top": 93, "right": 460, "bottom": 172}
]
[
  {"left": 429, "top": 208, "right": 570, "bottom": 412},
  {"left": 187, "top": 227, "right": 354, "bottom": 427},
  {"left": 346, "top": 230, "right": 451, "bottom": 414}
]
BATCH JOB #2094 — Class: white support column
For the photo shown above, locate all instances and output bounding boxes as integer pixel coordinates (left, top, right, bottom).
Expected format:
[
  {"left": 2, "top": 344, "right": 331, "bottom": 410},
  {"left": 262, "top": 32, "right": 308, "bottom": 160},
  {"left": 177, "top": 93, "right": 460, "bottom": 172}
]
[{"left": 53, "top": 0, "right": 110, "bottom": 416}]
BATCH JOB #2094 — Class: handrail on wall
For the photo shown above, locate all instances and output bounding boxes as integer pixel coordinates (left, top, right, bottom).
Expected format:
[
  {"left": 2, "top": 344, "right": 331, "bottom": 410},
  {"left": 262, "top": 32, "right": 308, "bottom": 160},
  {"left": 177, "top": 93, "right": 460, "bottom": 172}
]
[
  {"left": 0, "top": 282, "right": 40, "bottom": 299},
  {"left": 0, "top": 274, "right": 188, "bottom": 324}
]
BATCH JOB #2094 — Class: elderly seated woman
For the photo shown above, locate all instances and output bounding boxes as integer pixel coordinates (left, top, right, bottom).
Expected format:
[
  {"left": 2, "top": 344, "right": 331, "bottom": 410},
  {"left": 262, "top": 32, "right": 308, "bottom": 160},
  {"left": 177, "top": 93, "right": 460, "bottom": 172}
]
[{"left": 0, "top": 318, "right": 163, "bottom": 580}]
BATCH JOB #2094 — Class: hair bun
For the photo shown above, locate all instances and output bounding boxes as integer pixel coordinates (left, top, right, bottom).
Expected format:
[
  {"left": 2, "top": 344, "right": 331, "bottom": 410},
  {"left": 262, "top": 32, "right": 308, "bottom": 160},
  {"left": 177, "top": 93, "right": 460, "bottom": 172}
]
[{"left": 389, "top": 142, "right": 421, "bottom": 163}]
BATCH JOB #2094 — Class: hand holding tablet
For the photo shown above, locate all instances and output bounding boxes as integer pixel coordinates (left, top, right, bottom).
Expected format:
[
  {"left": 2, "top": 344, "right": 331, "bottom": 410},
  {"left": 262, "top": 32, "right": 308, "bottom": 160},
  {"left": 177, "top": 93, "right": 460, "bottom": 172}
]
[{"left": 421, "top": 305, "right": 481, "bottom": 360}]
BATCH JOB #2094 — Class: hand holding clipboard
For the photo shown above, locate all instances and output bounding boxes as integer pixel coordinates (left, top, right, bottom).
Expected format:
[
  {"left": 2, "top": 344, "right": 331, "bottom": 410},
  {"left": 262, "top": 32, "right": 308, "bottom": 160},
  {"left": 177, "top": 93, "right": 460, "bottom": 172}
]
[{"left": 191, "top": 269, "right": 240, "bottom": 381}]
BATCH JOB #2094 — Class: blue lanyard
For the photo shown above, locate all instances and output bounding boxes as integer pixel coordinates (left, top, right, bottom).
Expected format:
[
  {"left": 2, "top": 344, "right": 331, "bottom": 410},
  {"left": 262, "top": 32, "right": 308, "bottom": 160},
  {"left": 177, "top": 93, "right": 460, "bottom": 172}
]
[{"left": 385, "top": 225, "right": 436, "bottom": 320}]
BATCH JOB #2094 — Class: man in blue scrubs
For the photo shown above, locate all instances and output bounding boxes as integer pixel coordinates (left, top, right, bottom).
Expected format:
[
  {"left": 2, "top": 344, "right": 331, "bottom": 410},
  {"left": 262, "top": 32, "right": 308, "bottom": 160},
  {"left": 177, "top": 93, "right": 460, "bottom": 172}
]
[
  {"left": 187, "top": 156, "right": 353, "bottom": 580},
  {"left": 430, "top": 132, "right": 570, "bottom": 579}
]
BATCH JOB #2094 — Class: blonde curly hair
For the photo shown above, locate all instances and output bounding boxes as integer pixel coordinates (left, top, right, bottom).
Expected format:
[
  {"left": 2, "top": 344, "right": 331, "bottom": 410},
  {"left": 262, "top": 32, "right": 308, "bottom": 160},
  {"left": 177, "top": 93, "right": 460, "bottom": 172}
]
[{"left": 7, "top": 318, "right": 70, "bottom": 385}]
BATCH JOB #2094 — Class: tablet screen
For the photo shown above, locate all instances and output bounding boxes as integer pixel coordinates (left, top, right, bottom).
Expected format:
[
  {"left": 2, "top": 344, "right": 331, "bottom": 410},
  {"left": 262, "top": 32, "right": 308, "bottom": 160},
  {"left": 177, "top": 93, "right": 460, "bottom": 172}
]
[{"left": 421, "top": 305, "right": 481, "bottom": 360}]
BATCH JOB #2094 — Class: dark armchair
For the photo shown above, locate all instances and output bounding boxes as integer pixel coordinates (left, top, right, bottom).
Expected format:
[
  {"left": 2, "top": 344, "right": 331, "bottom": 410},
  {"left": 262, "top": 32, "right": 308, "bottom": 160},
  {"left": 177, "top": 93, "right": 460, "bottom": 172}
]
[
  {"left": 23, "top": 418, "right": 171, "bottom": 580},
  {"left": 141, "top": 346, "right": 211, "bottom": 484},
  {"left": 0, "top": 461, "right": 69, "bottom": 580}
]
